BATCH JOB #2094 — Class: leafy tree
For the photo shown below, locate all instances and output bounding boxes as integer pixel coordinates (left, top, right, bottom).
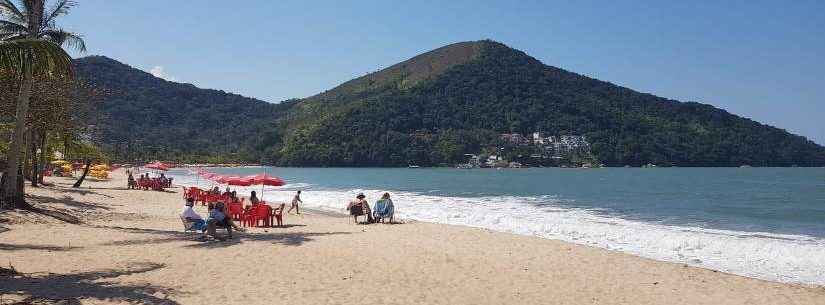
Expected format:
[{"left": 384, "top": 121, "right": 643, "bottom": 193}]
[{"left": 1, "top": 0, "right": 82, "bottom": 208}]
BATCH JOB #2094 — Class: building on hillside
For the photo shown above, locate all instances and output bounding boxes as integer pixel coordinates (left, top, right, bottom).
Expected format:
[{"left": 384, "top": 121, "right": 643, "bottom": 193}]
[
  {"left": 532, "top": 132, "right": 546, "bottom": 145},
  {"left": 500, "top": 133, "right": 529, "bottom": 146},
  {"left": 544, "top": 135, "right": 591, "bottom": 156},
  {"left": 463, "top": 154, "right": 481, "bottom": 168},
  {"left": 485, "top": 155, "right": 503, "bottom": 167}
]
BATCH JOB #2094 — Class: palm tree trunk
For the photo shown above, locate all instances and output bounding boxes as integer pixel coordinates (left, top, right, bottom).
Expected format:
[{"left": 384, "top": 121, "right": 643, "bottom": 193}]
[
  {"left": 1, "top": 69, "right": 34, "bottom": 209},
  {"left": 72, "top": 159, "right": 91, "bottom": 188}
]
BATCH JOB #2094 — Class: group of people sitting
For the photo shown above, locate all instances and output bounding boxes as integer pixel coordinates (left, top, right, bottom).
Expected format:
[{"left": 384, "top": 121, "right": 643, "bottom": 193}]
[
  {"left": 127, "top": 171, "right": 172, "bottom": 190},
  {"left": 180, "top": 197, "right": 246, "bottom": 241},
  {"left": 180, "top": 188, "right": 305, "bottom": 240},
  {"left": 347, "top": 192, "right": 395, "bottom": 224},
  {"left": 180, "top": 188, "right": 397, "bottom": 241}
]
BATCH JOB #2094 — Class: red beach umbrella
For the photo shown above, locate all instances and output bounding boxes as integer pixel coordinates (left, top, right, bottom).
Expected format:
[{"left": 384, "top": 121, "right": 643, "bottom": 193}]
[
  {"left": 227, "top": 177, "right": 253, "bottom": 186},
  {"left": 216, "top": 175, "right": 241, "bottom": 184},
  {"left": 213, "top": 175, "right": 230, "bottom": 184},
  {"left": 244, "top": 173, "right": 286, "bottom": 199},
  {"left": 145, "top": 162, "right": 168, "bottom": 171},
  {"left": 245, "top": 174, "right": 285, "bottom": 186}
]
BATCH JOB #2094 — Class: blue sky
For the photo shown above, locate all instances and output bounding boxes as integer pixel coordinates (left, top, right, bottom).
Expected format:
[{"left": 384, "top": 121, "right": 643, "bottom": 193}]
[{"left": 61, "top": 0, "right": 825, "bottom": 144}]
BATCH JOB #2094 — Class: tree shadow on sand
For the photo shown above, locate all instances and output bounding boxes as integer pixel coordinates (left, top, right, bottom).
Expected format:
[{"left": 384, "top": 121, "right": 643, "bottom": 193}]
[
  {"left": 0, "top": 262, "right": 181, "bottom": 304},
  {"left": 0, "top": 204, "right": 82, "bottom": 225},
  {"left": 95, "top": 225, "right": 353, "bottom": 249},
  {"left": 28, "top": 194, "right": 114, "bottom": 211},
  {"left": 0, "top": 243, "right": 80, "bottom": 252},
  {"left": 44, "top": 186, "right": 116, "bottom": 199}
]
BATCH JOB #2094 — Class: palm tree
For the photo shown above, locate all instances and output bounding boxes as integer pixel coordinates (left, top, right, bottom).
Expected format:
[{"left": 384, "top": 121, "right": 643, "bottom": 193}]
[{"left": 1, "top": 0, "right": 82, "bottom": 208}]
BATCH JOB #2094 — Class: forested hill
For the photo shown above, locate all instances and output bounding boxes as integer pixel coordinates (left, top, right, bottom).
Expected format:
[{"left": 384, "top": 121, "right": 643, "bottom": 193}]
[
  {"left": 277, "top": 40, "right": 825, "bottom": 167},
  {"left": 76, "top": 41, "right": 825, "bottom": 167},
  {"left": 74, "top": 56, "right": 293, "bottom": 163}
]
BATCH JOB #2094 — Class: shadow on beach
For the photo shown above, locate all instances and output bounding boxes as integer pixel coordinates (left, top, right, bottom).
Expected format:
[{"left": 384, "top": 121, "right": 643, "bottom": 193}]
[
  {"left": 95, "top": 225, "right": 353, "bottom": 249},
  {"left": 28, "top": 194, "right": 114, "bottom": 211},
  {"left": 0, "top": 242, "right": 80, "bottom": 252},
  {"left": 0, "top": 262, "right": 180, "bottom": 304}
]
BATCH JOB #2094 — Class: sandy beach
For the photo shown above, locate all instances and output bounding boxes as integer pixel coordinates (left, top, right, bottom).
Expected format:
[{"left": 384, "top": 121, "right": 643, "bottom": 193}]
[{"left": 1, "top": 170, "right": 823, "bottom": 305}]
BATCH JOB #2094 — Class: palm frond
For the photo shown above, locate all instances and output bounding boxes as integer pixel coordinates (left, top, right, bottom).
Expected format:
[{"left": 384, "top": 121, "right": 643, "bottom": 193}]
[
  {"left": 0, "top": 38, "right": 73, "bottom": 78},
  {"left": 39, "top": 28, "right": 84, "bottom": 52},
  {"left": 0, "top": 19, "right": 26, "bottom": 37},
  {"left": 0, "top": 32, "right": 24, "bottom": 41},
  {"left": 0, "top": 0, "right": 25, "bottom": 21},
  {"left": 43, "top": 0, "right": 75, "bottom": 27}
]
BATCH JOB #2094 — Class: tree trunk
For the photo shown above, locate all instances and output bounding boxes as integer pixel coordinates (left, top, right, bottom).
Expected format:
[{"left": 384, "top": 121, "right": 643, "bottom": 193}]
[
  {"left": 72, "top": 159, "right": 91, "bottom": 188},
  {"left": 30, "top": 131, "right": 39, "bottom": 187},
  {"left": 1, "top": 71, "right": 34, "bottom": 209},
  {"left": 23, "top": 129, "right": 33, "bottom": 183},
  {"left": 38, "top": 131, "right": 48, "bottom": 184}
]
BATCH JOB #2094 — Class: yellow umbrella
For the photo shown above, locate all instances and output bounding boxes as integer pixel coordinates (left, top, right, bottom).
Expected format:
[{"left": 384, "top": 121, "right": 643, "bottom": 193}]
[
  {"left": 51, "top": 160, "right": 69, "bottom": 165},
  {"left": 92, "top": 164, "right": 110, "bottom": 171}
]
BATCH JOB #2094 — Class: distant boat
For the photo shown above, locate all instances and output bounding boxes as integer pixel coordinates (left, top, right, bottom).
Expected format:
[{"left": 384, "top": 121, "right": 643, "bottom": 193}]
[
  {"left": 408, "top": 165, "right": 421, "bottom": 168},
  {"left": 740, "top": 165, "right": 752, "bottom": 168}
]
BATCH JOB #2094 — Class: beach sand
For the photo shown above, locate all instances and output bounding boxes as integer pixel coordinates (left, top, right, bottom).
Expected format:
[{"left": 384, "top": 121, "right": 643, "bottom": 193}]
[{"left": 1, "top": 170, "right": 823, "bottom": 304}]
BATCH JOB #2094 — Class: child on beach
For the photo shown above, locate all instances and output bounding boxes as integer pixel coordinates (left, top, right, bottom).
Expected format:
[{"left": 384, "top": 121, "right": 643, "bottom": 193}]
[
  {"left": 288, "top": 190, "right": 302, "bottom": 214},
  {"left": 127, "top": 171, "right": 135, "bottom": 189}
]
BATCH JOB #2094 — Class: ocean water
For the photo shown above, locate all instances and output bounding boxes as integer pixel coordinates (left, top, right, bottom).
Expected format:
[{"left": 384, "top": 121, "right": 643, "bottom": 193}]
[{"left": 167, "top": 167, "right": 825, "bottom": 285}]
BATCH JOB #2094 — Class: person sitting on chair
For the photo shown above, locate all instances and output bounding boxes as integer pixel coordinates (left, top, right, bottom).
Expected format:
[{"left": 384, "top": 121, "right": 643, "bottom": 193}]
[
  {"left": 347, "top": 193, "right": 372, "bottom": 224},
  {"left": 249, "top": 191, "right": 260, "bottom": 205},
  {"left": 206, "top": 202, "right": 233, "bottom": 240},
  {"left": 181, "top": 198, "right": 207, "bottom": 234},
  {"left": 373, "top": 192, "right": 395, "bottom": 223}
]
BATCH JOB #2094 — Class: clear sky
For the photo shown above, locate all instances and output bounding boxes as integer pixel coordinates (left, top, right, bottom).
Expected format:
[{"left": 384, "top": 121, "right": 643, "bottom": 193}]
[{"left": 60, "top": 0, "right": 825, "bottom": 144}]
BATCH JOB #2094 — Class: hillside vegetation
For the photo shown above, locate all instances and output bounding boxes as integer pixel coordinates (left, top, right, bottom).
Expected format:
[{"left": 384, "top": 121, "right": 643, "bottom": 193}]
[{"left": 75, "top": 41, "right": 825, "bottom": 167}]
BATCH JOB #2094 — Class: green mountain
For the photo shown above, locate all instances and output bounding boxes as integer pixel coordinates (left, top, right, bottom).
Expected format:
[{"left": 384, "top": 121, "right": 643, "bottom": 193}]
[
  {"left": 76, "top": 41, "right": 825, "bottom": 167},
  {"left": 74, "top": 56, "right": 292, "bottom": 163}
]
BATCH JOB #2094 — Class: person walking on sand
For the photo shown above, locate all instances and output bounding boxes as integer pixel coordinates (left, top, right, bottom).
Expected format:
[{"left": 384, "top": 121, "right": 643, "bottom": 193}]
[
  {"left": 127, "top": 171, "right": 136, "bottom": 189},
  {"left": 288, "top": 190, "right": 302, "bottom": 215}
]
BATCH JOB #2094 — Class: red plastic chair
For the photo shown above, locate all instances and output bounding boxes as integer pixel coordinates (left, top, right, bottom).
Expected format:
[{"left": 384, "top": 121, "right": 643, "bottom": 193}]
[
  {"left": 242, "top": 206, "right": 257, "bottom": 227},
  {"left": 272, "top": 203, "right": 285, "bottom": 227},
  {"left": 243, "top": 205, "right": 272, "bottom": 228},
  {"left": 228, "top": 202, "right": 244, "bottom": 221},
  {"left": 257, "top": 205, "right": 272, "bottom": 227}
]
